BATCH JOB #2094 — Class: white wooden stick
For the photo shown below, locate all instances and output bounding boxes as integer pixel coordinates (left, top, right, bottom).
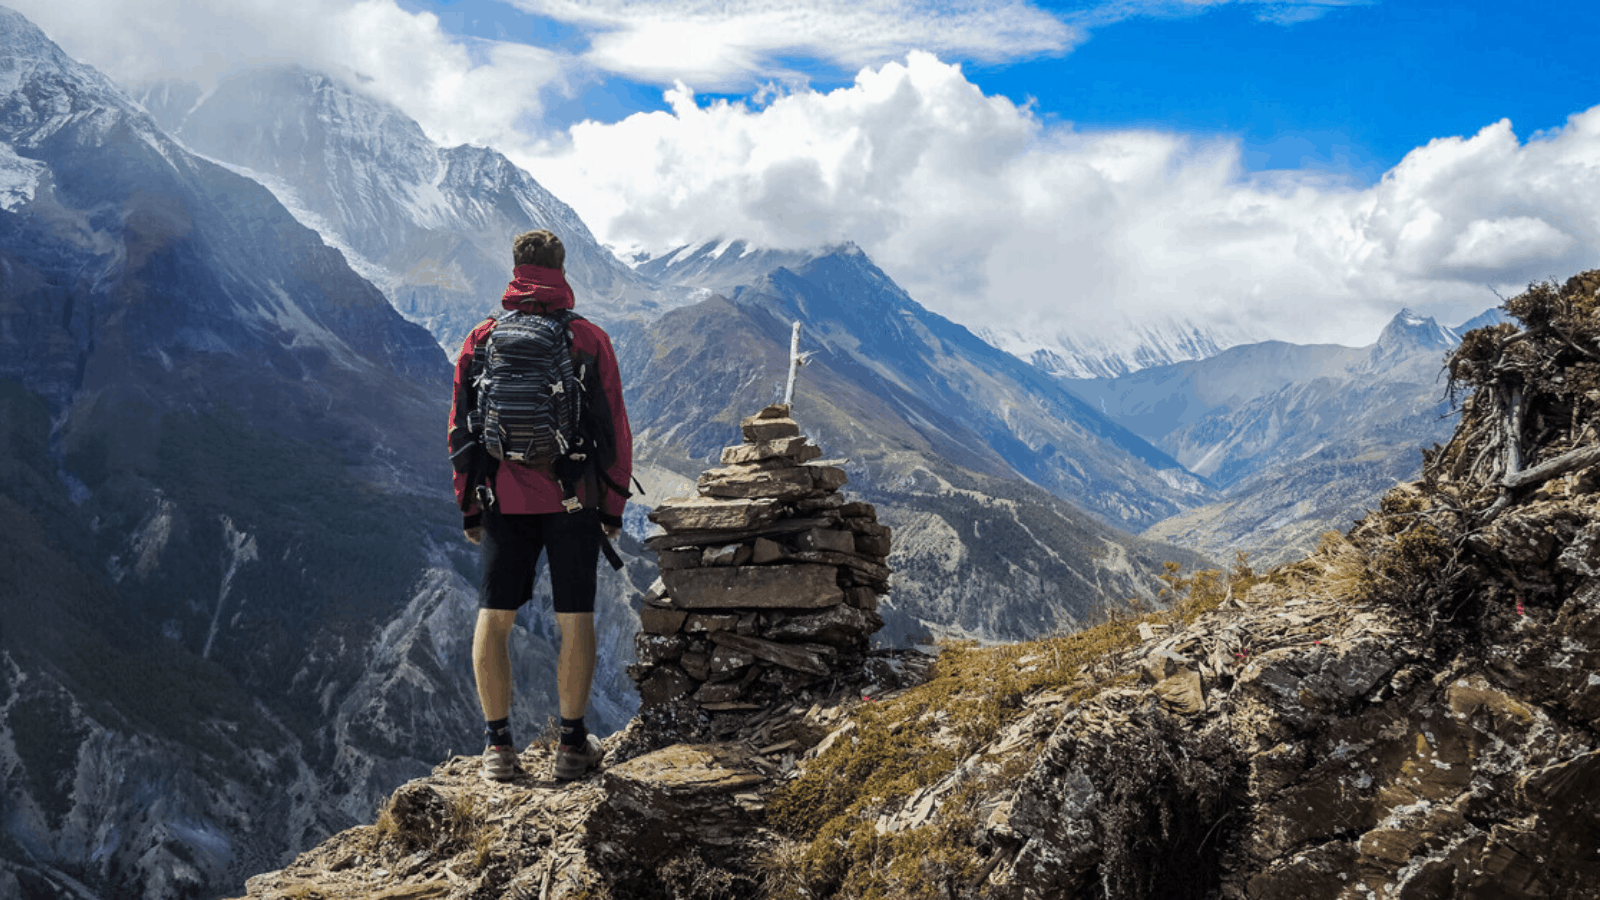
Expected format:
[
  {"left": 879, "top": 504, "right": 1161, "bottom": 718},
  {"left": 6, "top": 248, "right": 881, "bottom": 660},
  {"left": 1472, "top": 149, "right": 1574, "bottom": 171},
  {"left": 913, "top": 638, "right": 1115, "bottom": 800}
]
[{"left": 783, "top": 321, "right": 802, "bottom": 406}]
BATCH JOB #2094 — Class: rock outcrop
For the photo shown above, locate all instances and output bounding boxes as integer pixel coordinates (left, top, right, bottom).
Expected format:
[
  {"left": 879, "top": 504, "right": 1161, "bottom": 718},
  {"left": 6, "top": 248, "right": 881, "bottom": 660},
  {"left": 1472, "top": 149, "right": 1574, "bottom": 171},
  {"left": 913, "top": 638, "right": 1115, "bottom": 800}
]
[
  {"left": 229, "top": 276, "right": 1600, "bottom": 899},
  {"left": 629, "top": 405, "right": 889, "bottom": 732}
]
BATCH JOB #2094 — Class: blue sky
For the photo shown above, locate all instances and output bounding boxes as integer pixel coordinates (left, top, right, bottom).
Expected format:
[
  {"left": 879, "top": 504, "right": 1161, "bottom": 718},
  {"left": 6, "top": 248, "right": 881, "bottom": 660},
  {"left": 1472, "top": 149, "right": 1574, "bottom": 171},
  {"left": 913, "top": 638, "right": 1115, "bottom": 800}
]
[
  {"left": 993, "top": 1, "right": 1597, "bottom": 179},
  {"left": 400, "top": 0, "right": 1600, "bottom": 184}
]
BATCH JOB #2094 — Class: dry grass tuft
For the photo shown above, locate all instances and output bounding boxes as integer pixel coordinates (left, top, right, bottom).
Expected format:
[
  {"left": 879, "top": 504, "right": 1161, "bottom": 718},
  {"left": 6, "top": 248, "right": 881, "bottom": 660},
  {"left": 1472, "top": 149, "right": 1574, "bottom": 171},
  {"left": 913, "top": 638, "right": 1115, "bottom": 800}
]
[{"left": 765, "top": 557, "right": 1259, "bottom": 898}]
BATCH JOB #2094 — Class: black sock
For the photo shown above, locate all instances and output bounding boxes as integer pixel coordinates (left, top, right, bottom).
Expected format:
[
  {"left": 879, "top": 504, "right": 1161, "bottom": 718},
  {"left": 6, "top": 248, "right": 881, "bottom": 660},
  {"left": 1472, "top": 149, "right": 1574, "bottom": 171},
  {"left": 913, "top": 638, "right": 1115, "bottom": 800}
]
[
  {"left": 485, "top": 718, "right": 513, "bottom": 748},
  {"left": 559, "top": 716, "right": 587, "bottom": 747}
]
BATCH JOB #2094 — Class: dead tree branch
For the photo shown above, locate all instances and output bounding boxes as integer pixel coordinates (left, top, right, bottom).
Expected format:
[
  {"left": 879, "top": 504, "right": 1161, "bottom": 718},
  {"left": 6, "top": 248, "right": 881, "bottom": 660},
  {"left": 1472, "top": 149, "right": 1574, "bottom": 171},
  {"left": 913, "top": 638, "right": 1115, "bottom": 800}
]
[{"left": 1502, "top": 442, "right": 1600, "bottom": 491}]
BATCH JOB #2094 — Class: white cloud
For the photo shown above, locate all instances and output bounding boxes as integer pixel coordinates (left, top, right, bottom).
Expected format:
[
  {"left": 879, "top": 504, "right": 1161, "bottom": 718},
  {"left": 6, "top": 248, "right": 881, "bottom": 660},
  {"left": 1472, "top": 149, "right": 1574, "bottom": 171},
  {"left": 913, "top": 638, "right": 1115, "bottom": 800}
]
[
  {"left": 493, "top": 0, "right": 1371, "bottom": 91},
  {"left": 11, "top": 1, "right": 1594, "bottom": 348},
  {"left": 4, "top": 0, "right": 569, "bottom": 148},
  {"left": 518, "top": 57, "right": 1600, "bottom": 346},
  {"left": 1441, "top": 217, "right": 1575, "bottom": 273},
  {"left": 507, "top": 0, "right": 1079, "bottom": 88}
]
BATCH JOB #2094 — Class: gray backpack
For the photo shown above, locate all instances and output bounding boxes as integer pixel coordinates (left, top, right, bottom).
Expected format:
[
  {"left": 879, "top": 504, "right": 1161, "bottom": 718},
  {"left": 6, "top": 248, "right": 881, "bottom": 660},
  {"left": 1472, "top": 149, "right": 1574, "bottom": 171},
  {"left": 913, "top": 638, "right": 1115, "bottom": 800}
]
[{"left": 471, "top": 310, "right": 586, "bottom": 469}]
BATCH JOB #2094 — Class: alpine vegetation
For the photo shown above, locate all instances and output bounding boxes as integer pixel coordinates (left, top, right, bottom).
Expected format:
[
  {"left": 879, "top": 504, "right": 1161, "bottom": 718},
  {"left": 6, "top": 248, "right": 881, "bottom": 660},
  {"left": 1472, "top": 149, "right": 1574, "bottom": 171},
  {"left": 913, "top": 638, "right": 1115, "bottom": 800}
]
[{"left": 232, "top": 272, "right": 1600, "bottom": 899}]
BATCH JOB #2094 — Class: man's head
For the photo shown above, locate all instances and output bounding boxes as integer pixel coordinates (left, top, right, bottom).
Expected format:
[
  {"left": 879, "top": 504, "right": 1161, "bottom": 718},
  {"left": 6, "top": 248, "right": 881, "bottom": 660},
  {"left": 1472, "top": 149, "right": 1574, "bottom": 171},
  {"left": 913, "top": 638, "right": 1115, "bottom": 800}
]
[{"left": 512, "top": 229, "right": 565, "bottom": 270}]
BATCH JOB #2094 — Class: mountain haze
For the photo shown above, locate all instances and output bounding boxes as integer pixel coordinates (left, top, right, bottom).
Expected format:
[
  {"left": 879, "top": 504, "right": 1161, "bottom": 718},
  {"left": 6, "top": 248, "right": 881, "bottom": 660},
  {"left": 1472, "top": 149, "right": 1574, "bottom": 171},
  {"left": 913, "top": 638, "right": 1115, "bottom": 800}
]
[
  {"left": 136, "top": 66, "right": 683, "bottom": 350},
  {"left": 1067, "top": 309, "right": 1468, "bottom": 564},
  {"left": 980, "top": 314, "right": 1263, "bottom": 380},
  {"left": 623, "top": 240, "right": 1212, "bottom": 643}
]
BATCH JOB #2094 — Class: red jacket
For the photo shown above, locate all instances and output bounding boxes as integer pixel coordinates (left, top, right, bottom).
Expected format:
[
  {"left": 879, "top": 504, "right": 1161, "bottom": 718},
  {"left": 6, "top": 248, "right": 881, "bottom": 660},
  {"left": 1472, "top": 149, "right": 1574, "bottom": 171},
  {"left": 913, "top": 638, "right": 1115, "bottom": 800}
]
[{"left": 449, "top": 265, "right": 633, "bottom": 528}]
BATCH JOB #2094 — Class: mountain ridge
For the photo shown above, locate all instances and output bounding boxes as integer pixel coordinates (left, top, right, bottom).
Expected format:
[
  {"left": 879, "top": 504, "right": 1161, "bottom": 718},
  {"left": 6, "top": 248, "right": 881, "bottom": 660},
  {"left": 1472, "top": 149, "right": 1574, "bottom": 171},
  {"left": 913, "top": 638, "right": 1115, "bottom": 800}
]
[
  {"left": 0, "top": 12, "right": 618, "bottom": 898},
  {"left": 135, "top": 65, "right": 683, "bottom": 350},
  {"left": 640, "top": 238, "right": 1210, "bottom": 527}
]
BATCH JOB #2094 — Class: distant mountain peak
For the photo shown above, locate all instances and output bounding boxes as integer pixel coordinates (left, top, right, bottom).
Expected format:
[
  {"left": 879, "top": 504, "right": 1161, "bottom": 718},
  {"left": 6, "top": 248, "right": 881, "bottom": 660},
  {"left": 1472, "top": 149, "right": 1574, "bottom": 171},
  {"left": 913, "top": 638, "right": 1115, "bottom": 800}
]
[
  {"left": 1369, "top": 308, "right": 1457, "bottom": 368},
  {"left": 635, "top": 237, "right": 860, "bottom": 293},
  {"left": 983, "top": 316, "right": 1265, "bottom": 380},
  {"left": 0, "top": 5, "right": 60, "bottom": 56},
  {"left": 645, "top": 237, "right": 859, "bottom": 268},
  {"left": 1, "top": 6, "right": 154, "bottom": 146},
  {"left": 1455, "top": 306, "right": 1511, "bottom": 335},
  {"left": 129, "top": 62, "right": 663, "bottom": 346}
]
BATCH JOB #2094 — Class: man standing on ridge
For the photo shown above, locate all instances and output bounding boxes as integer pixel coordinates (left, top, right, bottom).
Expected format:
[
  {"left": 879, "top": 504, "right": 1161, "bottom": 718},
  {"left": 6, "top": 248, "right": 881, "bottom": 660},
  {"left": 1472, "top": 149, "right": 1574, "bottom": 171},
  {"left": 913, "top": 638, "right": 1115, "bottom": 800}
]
[{"left": 448, "top": 229, "right": 633, "bottom": 782}]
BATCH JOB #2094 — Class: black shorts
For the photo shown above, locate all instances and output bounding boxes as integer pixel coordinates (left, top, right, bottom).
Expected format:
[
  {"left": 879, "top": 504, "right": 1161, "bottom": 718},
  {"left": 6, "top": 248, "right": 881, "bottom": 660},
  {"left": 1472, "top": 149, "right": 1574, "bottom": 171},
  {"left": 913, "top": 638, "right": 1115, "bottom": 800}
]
[{"left": 479, "top": 511, "right": 601, "bottom": 614}]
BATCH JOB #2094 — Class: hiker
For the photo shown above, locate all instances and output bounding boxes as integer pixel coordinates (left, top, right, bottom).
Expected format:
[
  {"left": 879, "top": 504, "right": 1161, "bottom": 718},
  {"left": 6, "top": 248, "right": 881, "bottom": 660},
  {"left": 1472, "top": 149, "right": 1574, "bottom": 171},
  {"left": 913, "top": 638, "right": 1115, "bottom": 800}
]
[{"left": 447, "top": 229, "right": 633, "bottom": 782}]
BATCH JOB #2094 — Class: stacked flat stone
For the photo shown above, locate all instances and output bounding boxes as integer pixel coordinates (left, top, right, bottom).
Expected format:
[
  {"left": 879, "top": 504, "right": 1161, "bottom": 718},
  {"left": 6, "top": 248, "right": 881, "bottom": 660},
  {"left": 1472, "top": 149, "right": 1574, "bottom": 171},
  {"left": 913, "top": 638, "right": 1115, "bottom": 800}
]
[{"left": 630, "top": 404, "right": 890, "bottom": 717}]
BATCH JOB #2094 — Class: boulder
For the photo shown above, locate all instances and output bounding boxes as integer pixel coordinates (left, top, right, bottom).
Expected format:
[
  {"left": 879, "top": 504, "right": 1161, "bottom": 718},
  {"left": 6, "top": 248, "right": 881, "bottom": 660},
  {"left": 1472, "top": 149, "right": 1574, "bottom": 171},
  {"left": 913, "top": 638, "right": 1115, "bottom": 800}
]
[
  {"left": 663, "top": 564, "right": 845, "bottom": 610},
  {"left": 708, "top": 646, "right": 755, "bottom": 678},
  {"left": 751, "top": 537, "right": 785, "bottom": 564},
  {"left": 591, "top": 744, "right": 768, "bottom": 885},
  {"left": 685, "top": 613, "right": 741, "bottom": 634},
  {"left": 635, "top": 633, "right": 689, "bottom": 666},
  {"left": 721, "top": 436, "right": 822, "bottom": 465},
  {"left": 644, "top": 517, "right": 835, "bottom": 551},
  {"left": 740, "top": 416, "right": 802, "bottom": 442},
  {"left": 807, "top": 465, "right": 849, "bottom": 492},
  {"left": 697, "top": 465, "right": 816, "bottom": 501},
  {"left": 648, "top": 496, "right": 781, "bottom": 533},
  {"left": 764, "top": 604, "right": 883, "bottom": 646},
  {"left": 795, "top": 527, "right": 857, "bottom": 554},
  {"left": 637, "top": 666, "right": 695, "bottom": 707},
  {"left": 639, "top": 608, "right": 689, "bottom": 635},
  {"left": 710, "top": 632, "right": 831, "bottom": 677}
]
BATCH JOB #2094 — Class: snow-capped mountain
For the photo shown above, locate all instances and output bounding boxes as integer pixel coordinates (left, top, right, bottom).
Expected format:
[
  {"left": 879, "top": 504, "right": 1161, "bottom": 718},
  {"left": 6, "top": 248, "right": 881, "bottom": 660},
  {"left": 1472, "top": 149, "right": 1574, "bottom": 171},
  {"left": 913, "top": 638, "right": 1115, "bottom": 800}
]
[
  {"left": 623, "top": 239, "right": 1211, "bottom": 643},
  {"left": 979, "top": 315, "right": 1265, "bottom": 380},
  {"left": 0, "top": 12, "right": 649, "bottom": 899},
  {"left": 632, "top": 238, "right": 830, "bottom": 294},
  {"left": 1453, "top": 306, "right": 1512, "bottom": 335},
  {"left": 1077, "top": 308, "right": 1486, "bottom": 564},
  {"left": 636, "top": 238, "right": 1212, "bottom": 530},
  {"left": 1361, "top": 306, "right": 1459, "bottom": 371},
  {"left": 136, "top": 66, "right": 682, "bottom": 351},
  {"left": 1071, "top": 339, "right": 1368, "bottom": 450}
]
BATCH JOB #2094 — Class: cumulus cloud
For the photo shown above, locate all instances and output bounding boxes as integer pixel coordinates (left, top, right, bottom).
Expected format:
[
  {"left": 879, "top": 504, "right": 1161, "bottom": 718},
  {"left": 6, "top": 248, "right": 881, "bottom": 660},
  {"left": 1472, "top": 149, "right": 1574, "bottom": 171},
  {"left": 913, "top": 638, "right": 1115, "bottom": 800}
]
[
  {"left": 1441, "top": 218, "right": 1575, "bottom": 273},
  {"left": 4, "top": 0, "right": 569, "bottom": 148},
  {"left": 518, "top": 56, "right": 1600, "bottom": 345}
]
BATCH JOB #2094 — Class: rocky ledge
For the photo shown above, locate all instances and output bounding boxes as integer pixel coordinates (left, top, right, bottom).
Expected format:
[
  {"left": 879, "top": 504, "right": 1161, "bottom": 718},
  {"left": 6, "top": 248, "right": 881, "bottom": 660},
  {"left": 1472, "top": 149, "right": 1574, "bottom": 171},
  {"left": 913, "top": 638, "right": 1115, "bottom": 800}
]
[
  {"left": 232, "top": 276, "right": 1600, "bottom": 899},
  {"left": 230, "top": 558, "right": 1600, "bottom": 900}
]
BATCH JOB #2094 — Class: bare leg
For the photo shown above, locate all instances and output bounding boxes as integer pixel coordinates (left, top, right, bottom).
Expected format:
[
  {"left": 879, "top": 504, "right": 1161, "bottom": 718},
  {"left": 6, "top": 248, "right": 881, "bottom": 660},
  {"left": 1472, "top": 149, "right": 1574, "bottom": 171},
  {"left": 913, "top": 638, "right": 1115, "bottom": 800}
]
[
  {"left": 556, "top": 612, "right": 596, "bottom": 723},
  {"left": 473, "top": 609, "right": 519, "bottom": 722}
]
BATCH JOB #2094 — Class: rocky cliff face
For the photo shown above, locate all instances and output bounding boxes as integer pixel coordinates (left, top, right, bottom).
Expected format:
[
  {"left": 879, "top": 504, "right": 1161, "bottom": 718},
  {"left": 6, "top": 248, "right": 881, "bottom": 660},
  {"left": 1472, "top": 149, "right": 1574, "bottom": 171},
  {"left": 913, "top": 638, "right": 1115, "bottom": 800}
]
[{"left": 227, "top": 274, "right": 1600, "bottom": 899}]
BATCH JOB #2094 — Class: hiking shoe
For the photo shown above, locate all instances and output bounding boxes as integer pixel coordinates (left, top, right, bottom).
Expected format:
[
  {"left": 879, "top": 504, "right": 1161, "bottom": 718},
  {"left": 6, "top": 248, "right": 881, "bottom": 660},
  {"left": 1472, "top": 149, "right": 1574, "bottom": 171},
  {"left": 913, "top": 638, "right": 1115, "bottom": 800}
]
[
  {"left": 553, "top": 734, "right": 605, "bottom": 781},
  {"left": 482, "top": 745, "right": 523, "bottom": 782}
]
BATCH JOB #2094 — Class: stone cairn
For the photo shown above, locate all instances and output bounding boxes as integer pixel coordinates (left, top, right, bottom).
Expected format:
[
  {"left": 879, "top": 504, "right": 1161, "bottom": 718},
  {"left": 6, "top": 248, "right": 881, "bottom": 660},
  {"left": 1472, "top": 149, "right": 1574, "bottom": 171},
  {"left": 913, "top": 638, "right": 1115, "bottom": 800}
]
[{"left": 630, "top": 404, "right": 890, "bottom": 721}]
